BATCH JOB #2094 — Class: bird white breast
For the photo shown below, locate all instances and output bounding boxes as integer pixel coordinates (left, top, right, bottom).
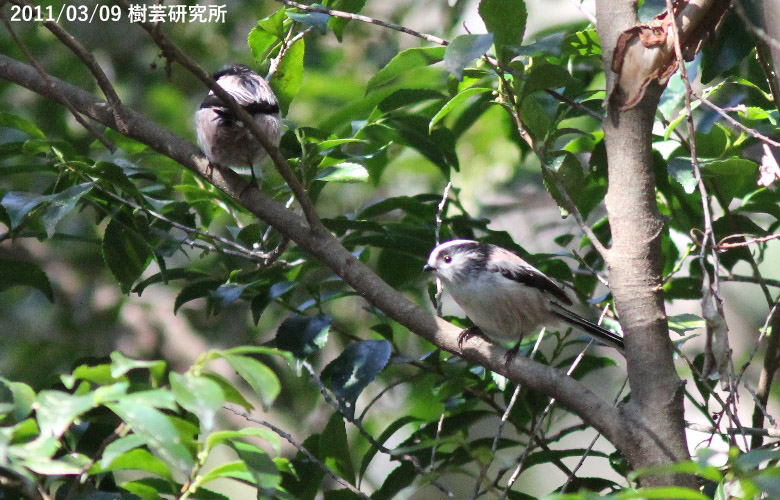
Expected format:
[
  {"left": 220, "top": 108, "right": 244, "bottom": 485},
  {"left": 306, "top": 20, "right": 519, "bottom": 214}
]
[{"left": 444, "top": 271, "right": 551, "bottom": 344}]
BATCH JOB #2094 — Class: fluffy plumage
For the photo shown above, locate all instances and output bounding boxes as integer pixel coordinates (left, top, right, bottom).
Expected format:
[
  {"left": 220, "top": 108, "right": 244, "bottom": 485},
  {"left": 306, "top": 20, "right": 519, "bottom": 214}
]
[
  {"left": 195, "top": 64, "right": 282, "bottom": 181},
  {"left": 424, "top": 239, "right": 624, "bottom": 351}
]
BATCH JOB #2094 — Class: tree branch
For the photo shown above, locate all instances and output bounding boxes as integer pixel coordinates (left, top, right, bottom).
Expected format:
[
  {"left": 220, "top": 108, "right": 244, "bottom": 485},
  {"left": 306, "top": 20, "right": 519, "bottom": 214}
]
[
  {"left": 114, "top": 0, "right": 323, "bottom": 231},
  {"left": 0, "top": 53, "right": 632, "bottom": 459}
]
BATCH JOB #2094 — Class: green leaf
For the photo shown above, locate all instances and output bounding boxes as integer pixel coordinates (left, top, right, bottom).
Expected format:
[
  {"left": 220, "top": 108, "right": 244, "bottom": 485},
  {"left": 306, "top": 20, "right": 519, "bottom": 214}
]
[
  {"left": 315, "top": 162, "right": 369, "bottom": 183},
  {"left": 701, "top": 13, "right": 755, "bottom": 84},
  {"left": 204, "top": 427, "right": 281, "bottom": 456},
  {"left": 174, "top": 278, "right": 222, "bottom": 314},
  {"left": 96, "top": 448, "right": 173, "bottom": 480},
  {"left": 478, "top": 0, "right": 526, "bottom": 62},
  {"left": 222, "top": 354, "right": 281, "bottom": 409},
  {"left": 700, "top": 157, "right": 759, "bottom": 201},
  {"left": 41, "top": 183, "right": 94, "bottom": 238},
  {"left": 170, "top": 372, "right": 225, "bottom": 433},
  {"left": 36, "top": 391, "right": 97, "bottom": 438},
  {"left": 0, "top": 378, "right": 36, "bottom": 422},
  {"left": 248, "top": 27, "right": 279, "bottom": 64},
  {"left": 0, "top": 112, "right": 45, "bottom": 139},
  {"left": 257, "top": 8, "right": 287, "bottom": 38},
  {"left": 270, "top": 36, "right": 304, "bottom": 115},
  {"left": 99, "top": 434, "right": 146, "bottom": 469},
  {"left": 108, "top": 401, "right": 195, "bottom": 476},
  {"left": 110, "top": 352, "right": 166, "bottom": 387},
  {"left": 1, "top": 191, "right": 48, "bottom": 228},
  {"left": 0, "top": 258, "right": 54, "bottom": 302},
  {"left": 276, "top": 314, "right": 331, "bottom": 359},
  {"left": 23, "top": 455, "right": 89, "bottom": 475},
  {"left": 320, "top": 413, "right": 355, "bottom": 484},
  {"left": 561, "top": 29, "right": 601, "bottom": 57},
  {"left": 325, "top": 0, "right": 366, "bottom": 41},
  {"left": 102, "top": 218, "right": 153, "bottom": 293},
  {"left": 521, "top": 64, "right": 573, "bottom": 101},
  {"left": 286, "top": 7, "right": 329, "bottom": 33},
  {"left": 668, "top": 313, "right": 705, "bottom": 335},
  {"left": 542, "top": 152, "right": 585, "bottom": 215},
  {"left": 382, "top": 114, "right": 459, "bottom": 173},
  {"left": 321, "top": 340, "right": 391, "bottom": 419},
  {"left": 229, "top": 440, "right": 282, "bottom": 493},
  {"left": 366, "top": 47, "right": 446, "bottom": 92},
  {"left": 429, "top": 87, "right": 492, "bottom": 132},
  {"left": 444, "top": 34, "right": 494, "bottom": 80},
  {"left": 197, "top": 460, "right": 253, "bottom": 487},
  {"left": 201, "top": 372, "right": 254, "bottom": 412},
  {"left": 359, "top": 416, "right": 420, "bottom": 481}
]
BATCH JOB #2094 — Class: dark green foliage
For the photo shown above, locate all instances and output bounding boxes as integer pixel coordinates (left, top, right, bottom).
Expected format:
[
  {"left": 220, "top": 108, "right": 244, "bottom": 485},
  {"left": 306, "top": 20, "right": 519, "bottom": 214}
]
[{"left": 0, "top": 0, "right": 778, "bottom": 498}]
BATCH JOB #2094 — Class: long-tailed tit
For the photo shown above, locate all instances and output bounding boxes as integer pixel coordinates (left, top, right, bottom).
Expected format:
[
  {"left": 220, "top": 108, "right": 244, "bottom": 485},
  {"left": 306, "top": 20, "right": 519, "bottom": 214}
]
[
  {"left": 195, "top": 64, "right": 283, "bottom": 185},
  {"left": 423, "top": 239, "right": 624, "bottom": 354}
]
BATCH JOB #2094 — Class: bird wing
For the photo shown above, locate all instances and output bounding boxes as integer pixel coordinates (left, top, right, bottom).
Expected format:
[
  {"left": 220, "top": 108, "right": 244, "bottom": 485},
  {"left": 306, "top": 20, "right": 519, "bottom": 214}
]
[{"left": 487, "top": 247, "right": 573, "bottom": 306}]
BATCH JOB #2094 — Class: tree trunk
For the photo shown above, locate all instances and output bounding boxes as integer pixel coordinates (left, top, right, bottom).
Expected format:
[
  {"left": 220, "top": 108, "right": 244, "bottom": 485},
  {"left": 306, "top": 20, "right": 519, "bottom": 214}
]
[{"left": 595, "top": 0, "right": 695, "bottom": 487}]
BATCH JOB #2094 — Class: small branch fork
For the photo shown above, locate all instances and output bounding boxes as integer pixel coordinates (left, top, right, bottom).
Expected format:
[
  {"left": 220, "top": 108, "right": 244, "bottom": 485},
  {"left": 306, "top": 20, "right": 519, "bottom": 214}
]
[
  {"left": 225, "top": 406, "right": 369, "bottom": 499},
  {"left": 300, "top": 361, "right": 456, "bottom": 499},
  {"left": 665, "top": 0, "right": 739, "bottom": 433}
]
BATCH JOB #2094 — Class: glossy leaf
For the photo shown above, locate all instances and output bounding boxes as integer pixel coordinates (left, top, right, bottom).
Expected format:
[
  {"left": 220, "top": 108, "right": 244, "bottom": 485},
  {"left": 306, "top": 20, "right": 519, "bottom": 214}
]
[
  {"left": 321, "top": 340, "right": 391, "bottom": 418},
  {"left": 366, "top": 47, "right": 446, "bottom": 92},
  {"left": 0, "top": 258, "right": 54, "bottom": 302},
  {"left": 270, "top": 37, "right": 305, "bottom": 115},
  {"left": 478, "top": 0, "right": 526, "bottom": 62},
  {"left": 102, "top": 218, "right": 153, "bottom": 294},
  {"left": 315, "top": 162, "right": 369, "bottom": 183},
  {"left": 222, "top": 354, "right": 281, "bottom": 409},
  {"left": 276, "top": 314, "right": 332, "bottom": 359},
  {"left": 444, "top": 34, "right": 494, "bottom": 80}
]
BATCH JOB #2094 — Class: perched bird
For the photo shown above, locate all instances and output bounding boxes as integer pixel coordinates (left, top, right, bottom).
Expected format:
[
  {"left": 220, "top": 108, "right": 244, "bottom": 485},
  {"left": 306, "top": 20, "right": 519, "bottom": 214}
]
[
  {"left": 195, "top": 64, "right": 283, "bottom": 185},
  {"left": 423, "top": 239, "right": 624, "bottom": 355}
]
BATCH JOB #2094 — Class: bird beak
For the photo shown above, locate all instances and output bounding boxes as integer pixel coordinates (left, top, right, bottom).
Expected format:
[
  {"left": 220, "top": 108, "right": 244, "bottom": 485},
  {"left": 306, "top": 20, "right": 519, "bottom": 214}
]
[{"left": 422, "top": 264, "right": 434, "bottom": 272}]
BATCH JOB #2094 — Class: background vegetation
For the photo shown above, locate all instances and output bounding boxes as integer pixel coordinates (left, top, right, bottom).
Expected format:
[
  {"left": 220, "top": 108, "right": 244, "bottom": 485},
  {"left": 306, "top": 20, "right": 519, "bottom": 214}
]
[{"left": 0, "top": 0, "right": 779, "bottom": 498}]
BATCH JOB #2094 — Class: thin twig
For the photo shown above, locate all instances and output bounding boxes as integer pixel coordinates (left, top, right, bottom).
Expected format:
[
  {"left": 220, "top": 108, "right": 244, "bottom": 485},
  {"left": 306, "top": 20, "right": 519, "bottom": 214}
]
[
  {"left": 687, "top": 422, "right": 780, "bottom": 439},
  {"left": 0, "top": 9, "right": 115, "bottom": 151},
  {"left": 560, "top": 376, "right": 629, "bottom": 493},
  {"left": 692, "top": 90, "right": 780, "bottom": 149},
  {"left": 733, "top": 0, "right": 780, "bottom": 51},
  {"left": 717, "top": 232, "right": 780, "bottom": 249},
  {"left": 722, "top": 274, "right": 780, "bottom": 288},
  {"left": 225, "top": 405, "right": 369, "bottom": 498},
  {"left": 500, "top": 339, "right": 595, "bottom": 498},
  {"left": 566, "top": 0, "right": 597, "bottom": 24},
  {"left": 267, "top": 24, "right": 313, "bottom": 80},
  {"left": 751, "top": 300, "right": 780, "bottom": 447},
  {"left": 434, "top": 181, "right": 452, "bottom": 316},
  {"left": 10, "top": 0, "right": 128, "bottom": 134},
  {"left": 429, "top": 413, "right": 446, "bottom": 474},
  {"left": 470, "top": 330, "right": 546, "bottom": 500},
  {"left": 275, "top": 0, "right": 448, "bottom": 46},
  {"left": 115, "top": 0, "right": 323, "bottom": 231},
  {"left": 300, "top": 361, "right": 456, "bottom": 499},
  {"left": 667, "top": 0, "right": 734, "bottom": 436}
]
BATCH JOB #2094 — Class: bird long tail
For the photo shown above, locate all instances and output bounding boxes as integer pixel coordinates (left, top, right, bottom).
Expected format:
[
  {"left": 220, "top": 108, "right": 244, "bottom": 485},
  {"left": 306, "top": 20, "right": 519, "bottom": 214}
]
[{"left": 549, "top": 302, "right": 625, "bottom": 351}]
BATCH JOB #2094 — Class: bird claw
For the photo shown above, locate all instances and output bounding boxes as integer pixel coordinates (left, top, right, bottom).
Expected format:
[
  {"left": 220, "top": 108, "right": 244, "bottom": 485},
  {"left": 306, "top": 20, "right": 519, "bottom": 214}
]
[
  {"left": 503, "top": 342, "right": 522, "bottom": 368},
  {"left": 457, "top": 326, "right": 482, "bottom": 351}
]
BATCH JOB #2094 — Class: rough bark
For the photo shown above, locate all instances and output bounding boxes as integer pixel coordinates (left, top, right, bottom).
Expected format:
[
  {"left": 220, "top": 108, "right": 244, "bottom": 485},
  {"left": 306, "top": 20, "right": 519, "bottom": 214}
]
[{"left": 595, "top": 0, "right": 695, "bottom": 487}]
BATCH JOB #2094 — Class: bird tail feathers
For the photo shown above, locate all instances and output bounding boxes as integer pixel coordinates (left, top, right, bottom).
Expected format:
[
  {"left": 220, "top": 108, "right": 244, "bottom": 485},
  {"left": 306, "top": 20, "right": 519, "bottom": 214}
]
[{"left": 549, "top": 302, "right": 625, "bottom": 352}]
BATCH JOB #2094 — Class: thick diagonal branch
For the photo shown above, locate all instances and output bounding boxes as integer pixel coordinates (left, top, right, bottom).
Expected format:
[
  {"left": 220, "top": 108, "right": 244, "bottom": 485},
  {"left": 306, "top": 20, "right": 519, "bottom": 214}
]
[{"left": 0, "top": 53, "right": 636, "bottom": 457}]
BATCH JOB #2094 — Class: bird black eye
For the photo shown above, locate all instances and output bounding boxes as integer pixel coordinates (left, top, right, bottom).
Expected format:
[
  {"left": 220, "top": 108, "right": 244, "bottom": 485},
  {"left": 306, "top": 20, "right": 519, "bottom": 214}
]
[{"left": 443, "top": 254, "right": 452, "bottom": 264}]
